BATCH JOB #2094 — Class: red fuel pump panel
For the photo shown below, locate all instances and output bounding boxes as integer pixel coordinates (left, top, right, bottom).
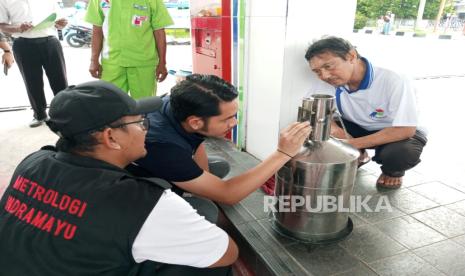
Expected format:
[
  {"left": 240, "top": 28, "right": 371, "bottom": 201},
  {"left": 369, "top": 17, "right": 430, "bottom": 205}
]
[{"left": 190, "top": 0, "right": 232, "bottom": 139}]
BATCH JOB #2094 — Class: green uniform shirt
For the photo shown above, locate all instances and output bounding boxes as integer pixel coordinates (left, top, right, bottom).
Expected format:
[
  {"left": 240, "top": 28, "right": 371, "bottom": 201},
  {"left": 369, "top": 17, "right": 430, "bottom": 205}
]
[{"left": 85, "top": 0, "right": 173, "bottom": 67}]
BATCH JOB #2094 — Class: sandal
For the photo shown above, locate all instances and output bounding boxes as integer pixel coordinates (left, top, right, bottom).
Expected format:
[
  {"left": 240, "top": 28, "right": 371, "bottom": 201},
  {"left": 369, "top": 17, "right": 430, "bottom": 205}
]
[
  {"left": 357, "top": 150, "right": 371, "bottom": 168},
  {"left": 376, "top": 173, "right": 402, "bottom": 189}
]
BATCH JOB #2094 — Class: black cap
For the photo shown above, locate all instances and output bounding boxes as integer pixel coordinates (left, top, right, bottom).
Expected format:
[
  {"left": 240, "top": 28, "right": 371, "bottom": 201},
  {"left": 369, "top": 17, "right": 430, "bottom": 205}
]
[{"left": 46, "top": 81, "right": 162, "bottom": 138}]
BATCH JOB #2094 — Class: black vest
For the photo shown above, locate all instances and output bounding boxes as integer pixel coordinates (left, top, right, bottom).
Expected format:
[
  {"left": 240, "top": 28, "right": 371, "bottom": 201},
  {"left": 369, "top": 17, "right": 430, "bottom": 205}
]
[{"left": 0, "top": 148, "right": 170, "bottom": 276}]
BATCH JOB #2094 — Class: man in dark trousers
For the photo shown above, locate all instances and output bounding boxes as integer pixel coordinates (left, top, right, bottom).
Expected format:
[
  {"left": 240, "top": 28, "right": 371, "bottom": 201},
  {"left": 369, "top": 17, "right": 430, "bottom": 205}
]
[
  {"left": 0, "top": 81, "right": 238, "bottom": 275},
  {"left": 135, "top": 74, "right": 311, "bottom": 220},
  {"left": 304, "top": 36, "right": 427, "bottom": 188},
  {"left": 0, "top": 0, "right": 68, "bottom": 127}
]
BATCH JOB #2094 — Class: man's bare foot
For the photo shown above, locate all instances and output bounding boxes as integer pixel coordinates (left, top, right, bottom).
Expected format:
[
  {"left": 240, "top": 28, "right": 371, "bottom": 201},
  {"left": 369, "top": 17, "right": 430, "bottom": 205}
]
[{"left": 376, "top": 173, "right": 402, "bottom": 189}]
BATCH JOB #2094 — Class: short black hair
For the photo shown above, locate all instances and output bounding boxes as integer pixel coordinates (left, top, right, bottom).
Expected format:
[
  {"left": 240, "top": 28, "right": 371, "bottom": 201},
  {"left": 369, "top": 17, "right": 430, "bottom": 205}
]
[
  {"left": 55, "top": 118, "right": 126, "bottom": 153},
  {"left": 55, "top": 133, "right": 100, "bottom": 153},
  {"left": 170, "top": 74, "right": 238, "bottom": 122},
  {"left": 304, "top": 36, "right": 360, "bottom": 61}
]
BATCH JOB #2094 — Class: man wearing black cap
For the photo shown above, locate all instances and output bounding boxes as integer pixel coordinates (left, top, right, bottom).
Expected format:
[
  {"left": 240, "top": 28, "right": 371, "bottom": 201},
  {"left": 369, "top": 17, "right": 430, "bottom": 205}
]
[{"left": 0, "top": 81, "right": 237, "bottom": 275}]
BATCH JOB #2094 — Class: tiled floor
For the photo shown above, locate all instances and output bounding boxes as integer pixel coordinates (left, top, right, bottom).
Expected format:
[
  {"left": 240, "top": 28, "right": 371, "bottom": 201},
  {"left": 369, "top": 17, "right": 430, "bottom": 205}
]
[
  {"left": 205, "top": 137, "right": 465, "bottom": 276},
  {"left": 1, "top": 75, "right": 465, "bottom": 275}
]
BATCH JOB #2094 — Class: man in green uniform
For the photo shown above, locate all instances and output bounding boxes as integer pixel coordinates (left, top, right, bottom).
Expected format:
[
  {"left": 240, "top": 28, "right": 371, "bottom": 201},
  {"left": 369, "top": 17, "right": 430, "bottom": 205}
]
[{"left": 85, "top": 0, "right": 173, "bottom": 99}]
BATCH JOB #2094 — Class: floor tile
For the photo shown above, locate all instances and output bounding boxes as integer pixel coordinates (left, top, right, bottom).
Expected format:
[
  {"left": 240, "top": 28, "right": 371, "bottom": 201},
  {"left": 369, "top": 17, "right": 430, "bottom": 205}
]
[
  {"left": 370, "top": 251, "right": 444, "bottom": 276},
  {"left": 402, "top": 170, "right": 430, "bottom": 188},
  {"left": 257, "top": 250, "right": 310, "bottom": 276},
  {"left": 452, "top": 235, "right": 465, "bottom": 247},
  {"left": 353, "top": 194, "right": 405, "bottom": 224},
  {"left": 332, "top": 262, "right": 377, "bottom": 276},
  {"left": 0, "top": 173, "right": 11, "bottom": 197},
  {"left": 413, "top": 240, "right": 465, "bottom": 276},
  {"left": 412, "top": 206, "right": 465, "bottom": 238},
  {"left": 286, "top": 243, "right": 364, "bottom": 275},
  {"left": 384, "top": 188, "right": 438, "bottom": 214},
  {"left": 339, "top": 224, "right": 407, "bottom": 263},
  {"left": 446, "top": 200, "right": 465, "bottom": 217},
  {"left": 349, "top": 213, "right": 369, "bottom": 228},
  {"left": 447, "top": 181, "right": 465, "bottom": 194},
  {"left": 374, "top": 216, "right": 446, "bottom": 249},
  {"left": 409, "top": 181, "right": 465, "bottom": 205},
  {"left": 257, "top": 218, "right": 299, "bottom": 247},
  {"left": 352, "top": 174, "right": 383, "bottom": 196},
  {"left": 236, "top": 220, "right": 289, "bottom": 254},
  {"left": 436, "top": 173, "right": 465, "bottom": 189},
  {"left": 359, "top": 156, "right": 380, "bottom": 174},
  {"left": 356, "top": 167, "right": 376, "bottom": 177}
]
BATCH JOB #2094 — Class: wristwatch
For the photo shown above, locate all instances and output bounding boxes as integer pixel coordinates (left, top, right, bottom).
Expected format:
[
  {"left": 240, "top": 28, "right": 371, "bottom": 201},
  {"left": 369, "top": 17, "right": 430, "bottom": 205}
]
[{"left": 3, "top": 49, "right": 11, "bottom": 53}]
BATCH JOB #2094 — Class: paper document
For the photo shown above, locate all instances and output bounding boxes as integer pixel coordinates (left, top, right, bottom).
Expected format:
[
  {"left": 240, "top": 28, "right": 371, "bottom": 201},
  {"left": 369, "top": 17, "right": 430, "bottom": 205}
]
[{"left": 32, "top": 13, "right": 57, "bottom": 31}]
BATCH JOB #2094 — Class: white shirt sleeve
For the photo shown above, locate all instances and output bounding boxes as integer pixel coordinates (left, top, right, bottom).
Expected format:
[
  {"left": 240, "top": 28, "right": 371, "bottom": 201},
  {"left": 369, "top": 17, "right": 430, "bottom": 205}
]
[
  {"left": 132, "top": 190, "right": 229, "bottom": 268},
  {"left": 389, "top": 75, "right": 418, "bottom": 127},
  {"left": 0, "top": 0, "right": 9, "bottom": 23}
]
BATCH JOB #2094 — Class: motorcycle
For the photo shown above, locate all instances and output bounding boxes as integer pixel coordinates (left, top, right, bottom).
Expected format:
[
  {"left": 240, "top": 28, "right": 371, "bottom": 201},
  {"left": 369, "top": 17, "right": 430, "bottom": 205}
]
[{"left": 64, "top": 25, "right": 92, "bottom": 48}]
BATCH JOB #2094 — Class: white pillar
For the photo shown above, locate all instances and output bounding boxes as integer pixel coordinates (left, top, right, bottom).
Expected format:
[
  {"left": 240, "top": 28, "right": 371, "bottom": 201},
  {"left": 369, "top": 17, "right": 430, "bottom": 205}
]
[
  {"left": 415, "top": 0, "right": 427, "bottom": 30},
  {"left": 244, "top": 0, "right": 357, "bottom": 160}
]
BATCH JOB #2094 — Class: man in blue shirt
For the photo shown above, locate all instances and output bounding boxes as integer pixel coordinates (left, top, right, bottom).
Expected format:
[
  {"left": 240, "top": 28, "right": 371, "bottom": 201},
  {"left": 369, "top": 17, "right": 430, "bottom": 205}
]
[{"left": 135, "top": 74, "right": 311, "bottom": 219}]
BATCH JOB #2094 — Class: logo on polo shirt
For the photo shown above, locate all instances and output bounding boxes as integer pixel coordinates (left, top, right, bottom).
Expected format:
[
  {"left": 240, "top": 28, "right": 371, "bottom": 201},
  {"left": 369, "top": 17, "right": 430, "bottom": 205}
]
[
  {"left": 100, "top": 0, "right": 110, "bottom": 9},
  {"left": 132, "top": 15, "right": 147, "bottom": 27},
  {"left": 369, "top": 108, "right": 386, "bottom": 119}
]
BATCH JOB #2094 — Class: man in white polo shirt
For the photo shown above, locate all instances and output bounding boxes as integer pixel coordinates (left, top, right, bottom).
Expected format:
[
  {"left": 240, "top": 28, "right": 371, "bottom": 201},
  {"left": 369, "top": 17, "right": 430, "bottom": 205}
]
[
  {"left": 304, "top": 36, "right": 427, "bottom": 189},
  {"left": 0, "top": 0, "right": 68, "bottom": 127}
]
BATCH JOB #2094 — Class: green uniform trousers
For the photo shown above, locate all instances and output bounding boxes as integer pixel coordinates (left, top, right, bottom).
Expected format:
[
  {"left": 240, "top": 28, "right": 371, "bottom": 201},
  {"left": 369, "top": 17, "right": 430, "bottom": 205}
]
[{"left": 101, "top": 64, "right": 156, "bottom": 99}]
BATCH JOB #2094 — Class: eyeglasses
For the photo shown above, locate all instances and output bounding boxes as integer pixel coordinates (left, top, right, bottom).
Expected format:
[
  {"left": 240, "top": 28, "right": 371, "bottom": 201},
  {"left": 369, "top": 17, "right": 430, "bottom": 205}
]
[{"left": 110, "top": 117, "right": 150, "bottom": 131}]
